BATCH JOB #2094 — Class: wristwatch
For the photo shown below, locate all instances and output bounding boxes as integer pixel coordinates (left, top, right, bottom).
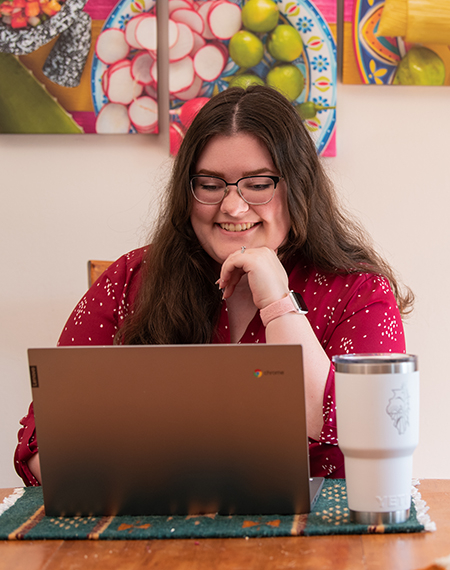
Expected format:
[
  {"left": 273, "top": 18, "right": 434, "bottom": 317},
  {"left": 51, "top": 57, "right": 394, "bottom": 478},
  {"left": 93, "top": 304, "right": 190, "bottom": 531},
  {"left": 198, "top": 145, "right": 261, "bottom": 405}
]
[{"left": 260, "top": 291, "right": 308, "bottom": 327}]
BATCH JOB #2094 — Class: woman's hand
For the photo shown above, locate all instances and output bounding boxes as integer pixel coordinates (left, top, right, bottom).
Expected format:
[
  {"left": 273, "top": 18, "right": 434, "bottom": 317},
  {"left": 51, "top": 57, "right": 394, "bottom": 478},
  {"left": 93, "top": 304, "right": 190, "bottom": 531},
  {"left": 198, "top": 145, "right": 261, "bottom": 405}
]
[{"left": 218, "top": 246, "right": 290, "bottom": 309}]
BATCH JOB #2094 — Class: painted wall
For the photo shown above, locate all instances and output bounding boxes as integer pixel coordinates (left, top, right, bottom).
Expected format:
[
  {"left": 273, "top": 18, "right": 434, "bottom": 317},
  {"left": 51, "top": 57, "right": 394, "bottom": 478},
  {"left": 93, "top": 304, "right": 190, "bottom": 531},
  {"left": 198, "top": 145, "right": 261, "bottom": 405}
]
[{"left": 1, "top": 9, "right": 450, "bottom": 487}]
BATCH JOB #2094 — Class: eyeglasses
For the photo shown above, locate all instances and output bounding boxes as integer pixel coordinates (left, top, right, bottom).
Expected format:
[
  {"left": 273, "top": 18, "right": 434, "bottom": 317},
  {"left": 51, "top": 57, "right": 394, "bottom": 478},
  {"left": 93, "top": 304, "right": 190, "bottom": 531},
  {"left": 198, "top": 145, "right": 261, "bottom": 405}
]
[{"left": 190, "top": 175, "right": 283, "bottom": 205}]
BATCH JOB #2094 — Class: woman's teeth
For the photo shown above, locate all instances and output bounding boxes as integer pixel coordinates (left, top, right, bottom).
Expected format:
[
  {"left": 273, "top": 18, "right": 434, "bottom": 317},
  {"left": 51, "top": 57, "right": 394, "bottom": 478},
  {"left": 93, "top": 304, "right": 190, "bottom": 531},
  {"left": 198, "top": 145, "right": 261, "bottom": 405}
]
[{"left": 220, "top": 222, "right": 256, "bottom": 232}]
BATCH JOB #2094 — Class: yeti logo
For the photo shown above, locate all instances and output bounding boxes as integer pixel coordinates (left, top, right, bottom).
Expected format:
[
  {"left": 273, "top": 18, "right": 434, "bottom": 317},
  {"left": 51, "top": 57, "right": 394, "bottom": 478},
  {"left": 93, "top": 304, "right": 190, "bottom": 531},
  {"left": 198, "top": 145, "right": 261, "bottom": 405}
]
[{"left": 386, "top": 384, "right": 410, "bottom": 435}]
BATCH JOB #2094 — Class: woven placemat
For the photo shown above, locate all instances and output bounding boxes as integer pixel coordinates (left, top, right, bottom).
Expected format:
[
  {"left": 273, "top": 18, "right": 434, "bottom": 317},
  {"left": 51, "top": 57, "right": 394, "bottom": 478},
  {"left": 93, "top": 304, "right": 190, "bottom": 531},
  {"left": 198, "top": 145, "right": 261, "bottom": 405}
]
[{"left": 0, "top": 479, "right": 433, "bottom": 540}]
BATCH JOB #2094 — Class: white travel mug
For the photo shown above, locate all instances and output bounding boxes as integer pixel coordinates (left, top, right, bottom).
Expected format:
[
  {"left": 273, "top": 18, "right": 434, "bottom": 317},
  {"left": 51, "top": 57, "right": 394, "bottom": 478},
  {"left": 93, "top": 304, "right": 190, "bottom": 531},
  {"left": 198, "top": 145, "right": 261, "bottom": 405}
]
[{"left": 333, "top": 353, "right": 419, "bottom": 524}]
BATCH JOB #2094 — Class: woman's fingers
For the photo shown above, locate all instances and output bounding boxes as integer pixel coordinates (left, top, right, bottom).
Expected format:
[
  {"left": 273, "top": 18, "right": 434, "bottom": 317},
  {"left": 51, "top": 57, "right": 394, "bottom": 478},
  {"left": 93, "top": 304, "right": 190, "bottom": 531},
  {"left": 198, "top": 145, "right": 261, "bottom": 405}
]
[{"left": 219, "top": 247, "right": 289, "bottom": 308}]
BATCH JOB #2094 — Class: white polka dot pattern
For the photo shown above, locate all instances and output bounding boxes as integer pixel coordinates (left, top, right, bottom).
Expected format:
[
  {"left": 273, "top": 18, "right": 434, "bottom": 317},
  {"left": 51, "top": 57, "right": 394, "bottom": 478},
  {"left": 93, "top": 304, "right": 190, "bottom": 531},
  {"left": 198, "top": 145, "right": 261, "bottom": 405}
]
[{"left": 15, "top": 248, "right": 407, "bottom": 485}]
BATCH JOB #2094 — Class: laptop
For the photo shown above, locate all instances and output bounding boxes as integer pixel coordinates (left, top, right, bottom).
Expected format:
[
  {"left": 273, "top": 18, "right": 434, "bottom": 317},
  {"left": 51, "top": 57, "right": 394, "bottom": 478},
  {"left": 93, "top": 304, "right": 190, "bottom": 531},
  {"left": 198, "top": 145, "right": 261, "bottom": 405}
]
[{"left": 28, "top": 344, "right": 324, "bottom": 517}]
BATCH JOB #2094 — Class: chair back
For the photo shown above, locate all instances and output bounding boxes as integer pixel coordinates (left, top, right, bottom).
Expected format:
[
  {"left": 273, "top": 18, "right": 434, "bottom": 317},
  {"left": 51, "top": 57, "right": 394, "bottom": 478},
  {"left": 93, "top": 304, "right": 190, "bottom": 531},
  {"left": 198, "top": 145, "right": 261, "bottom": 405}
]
[{"left": 88, "top": 260, "right": 112, "bottom": 287}]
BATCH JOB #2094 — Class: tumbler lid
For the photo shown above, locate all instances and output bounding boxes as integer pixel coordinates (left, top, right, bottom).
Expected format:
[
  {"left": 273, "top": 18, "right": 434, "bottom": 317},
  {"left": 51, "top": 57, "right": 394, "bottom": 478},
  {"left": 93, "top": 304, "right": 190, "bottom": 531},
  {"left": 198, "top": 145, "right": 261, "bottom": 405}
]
[{"left": 332, "top": 353, "right": 418, "bottom": 374}]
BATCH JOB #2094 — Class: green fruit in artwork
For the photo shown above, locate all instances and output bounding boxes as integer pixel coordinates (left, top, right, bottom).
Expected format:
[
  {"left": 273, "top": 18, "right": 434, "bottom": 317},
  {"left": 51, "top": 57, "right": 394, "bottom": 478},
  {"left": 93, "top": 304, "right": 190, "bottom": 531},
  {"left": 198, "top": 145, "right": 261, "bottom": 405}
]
[
  {"left": 241, "top": 0, "right": 279, "bottom": 33},
  {"left": 229, "top": 30, "right": 264, "bottom": 68},
  {"left": 295, "top": 101, "right": 335, "bottom": 120},
  {"left": 394, "top": 46, "right": 446, "bottom": 86},
  {"left": 266, "top": 64, "right": 304, "bottom": 101},
  {"left": 267, "top": 24, "right": 303, "bottom": 62},
  {"left": 229, "top": 73, "right": 265, "bottom": 89}
]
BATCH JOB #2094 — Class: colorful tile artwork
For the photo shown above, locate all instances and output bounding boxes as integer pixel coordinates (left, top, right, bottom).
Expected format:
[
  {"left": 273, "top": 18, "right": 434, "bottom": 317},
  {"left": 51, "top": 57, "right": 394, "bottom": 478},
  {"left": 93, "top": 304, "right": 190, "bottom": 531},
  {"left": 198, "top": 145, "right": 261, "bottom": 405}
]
[
  {"left": 342, "top": 0, "right": 450, "bottom": 86},
  {"left": 0, "top": 0, "right": 336, "bottom": 156}
]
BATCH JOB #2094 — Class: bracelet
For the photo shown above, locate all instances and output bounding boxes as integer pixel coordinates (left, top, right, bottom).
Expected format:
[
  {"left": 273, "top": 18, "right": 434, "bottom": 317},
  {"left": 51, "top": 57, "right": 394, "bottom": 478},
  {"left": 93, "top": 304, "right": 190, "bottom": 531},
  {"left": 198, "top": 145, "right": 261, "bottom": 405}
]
[{"left": 260, "top": 291, "right": 308, "bottom": 327}]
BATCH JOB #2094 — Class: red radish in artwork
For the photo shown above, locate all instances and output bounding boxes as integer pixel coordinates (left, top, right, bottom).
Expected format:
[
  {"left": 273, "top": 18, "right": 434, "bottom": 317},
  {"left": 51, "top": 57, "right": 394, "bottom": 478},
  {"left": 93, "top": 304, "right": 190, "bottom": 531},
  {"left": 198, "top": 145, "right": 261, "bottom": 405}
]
[
  {"left": 197, "top": 0, "right": 216, "bottom": 40},
  {"left": 173, "top": 73, "right": 202, "bottom": 100},
  {"left": 131, "top": 51, "right": 154, "bottom": 85},
  {"left": 193, "top": 43, "right": 226, "bottom": 81},
  {"left": 102, "top": 68, "right": 110, "bottom": 95},
  {"left": 169, "top": 22, "right": 195, "bottom": 62},
  {"left": 106, "top": 60, "right": 143, "bottom": 105},
  {"left": 145, "top": 83, "right": 158, "bottom": 99},
  {"left": 95, "top": 28, "right": 130, "bottom": 64},
  {"left": 168, "top": 0, "right": 193, "bottom": 13},
  {"left": 129, "top": 96, "right": 158, "bottom": 133},
  {"left": 170, "top": 122, "right": 185, "bottom": 155},
  {"left": 95, "top": 0, "right": 246, "bottom": 146},
  {"left": 96, "top": 103, "right": 131, "bottom": 133},
  {"left": 170, "top": 8, "right": 204, "bottom": 35},
  {"left": 103, "top": 58, "right": 132, "bottom": 93},
  {"left": 169, "top": 56, "right": 195, "bottom": 93},
  {"left": 125, "top": 14, "right": 146, "bottom": 50},
  {"left": 168, "top": 18, "right": 180, "bottom": 48},
  {"left": 178, "top": 96, "right": 210, "bottom": 128},
  {"left": 190, "top": 31, "right": 206, "bottom": 56},
  {"left": 96, "top": 5, "right": 161, "bottom": 133},
  {"left": 213, "top": 40, "right": 229, "bottom": 61},
  {"left": 165, "top": 0, "right": 246, "bottom": 153},
  {"left": 107, "top": 58, "right": 131, "bottom": 73},
  {"left": 150, "top": 59, "right": 158, "bottom": 84},
  {"left": 208, "top": 1, "right": 241, "bottom": 39},
  {"left": 135, "top": 14, "right": 158, "bottom": 51}
]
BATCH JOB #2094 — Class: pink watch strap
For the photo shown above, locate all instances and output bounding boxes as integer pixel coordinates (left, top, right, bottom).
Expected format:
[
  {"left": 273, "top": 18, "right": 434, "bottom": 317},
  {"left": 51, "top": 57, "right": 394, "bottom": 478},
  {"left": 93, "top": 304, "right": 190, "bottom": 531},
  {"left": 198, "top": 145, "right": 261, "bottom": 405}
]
[{"left": 260, "top": 294, "right": 296, "bottom": 328}]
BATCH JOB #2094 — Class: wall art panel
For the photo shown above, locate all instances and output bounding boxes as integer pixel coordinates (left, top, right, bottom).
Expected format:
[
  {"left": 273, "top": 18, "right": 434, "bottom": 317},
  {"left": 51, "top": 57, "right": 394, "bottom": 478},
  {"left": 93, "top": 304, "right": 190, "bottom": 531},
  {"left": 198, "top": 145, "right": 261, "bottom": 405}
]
[
  {"left": 0, "top": 0, "right": 158, "bottom": 133},
  {"left": 343, "top": 0, "right": 450, "bottom": 85},
  {"left": 168, "top": 0, "right": 337, "bottom": 156}
]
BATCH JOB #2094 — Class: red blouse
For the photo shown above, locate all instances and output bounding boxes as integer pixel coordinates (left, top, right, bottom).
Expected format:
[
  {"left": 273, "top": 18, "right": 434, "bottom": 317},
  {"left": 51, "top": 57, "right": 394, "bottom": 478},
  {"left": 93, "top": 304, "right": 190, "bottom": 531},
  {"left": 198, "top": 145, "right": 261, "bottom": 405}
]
[{"left": 15, "top": 247, "right": 406, "bottom": 486}]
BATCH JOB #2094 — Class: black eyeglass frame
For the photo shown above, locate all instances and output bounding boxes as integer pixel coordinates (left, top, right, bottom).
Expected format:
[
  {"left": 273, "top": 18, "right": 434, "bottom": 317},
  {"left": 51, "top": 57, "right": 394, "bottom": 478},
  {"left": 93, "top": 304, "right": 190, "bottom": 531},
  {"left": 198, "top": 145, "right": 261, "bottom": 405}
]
[{"left": 189, "top": 175, "right": 284, "bottom": 205}]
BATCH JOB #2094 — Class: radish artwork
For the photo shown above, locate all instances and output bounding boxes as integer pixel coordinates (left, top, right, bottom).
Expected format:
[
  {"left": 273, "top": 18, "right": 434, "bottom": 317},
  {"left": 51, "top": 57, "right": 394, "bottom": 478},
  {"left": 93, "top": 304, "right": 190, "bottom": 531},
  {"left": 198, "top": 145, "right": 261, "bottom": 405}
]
[
  {"left": 134, "top": 14, "right": 158, "bottom": 52},
  {"left": 96, "top": 29, "right": 130, "bottom": 65},
  {"left": 131, "top": 52, "right": 154, "bottom": 86},
  {"left": 94, "top": 0, "right": 244, "bottom": 141},
  {"left": 178, "top": 96, "right": 210, "bottom": 129},
  {"left": 208, "top": 1, "right": 242, "bottom": 40},
  {"left": 95, "top": 6, "right": 160, "bottom": 133},
  {"left": 168, "top": 0, "right": 244, "bottom": 153},
  {"left": 106, "top": 60, "right": 144, "bottom": 105},
  {"left": 129, "top": 96, "right": 158, "bottom": 133},
  {"left": 173, "top": 74, "right": 203, "bottom": 101},
  {"left": 96, "top": 103, "right": 131, "bottom": 134},
  {"left": 169, "top": 22, "right": 195, "bottom": 63},
  {"left": 92, "top": 0, "right": 332, "bottom": 156},
  {"left": 193, "top": 44, "right": 226, "bottom": 81}
]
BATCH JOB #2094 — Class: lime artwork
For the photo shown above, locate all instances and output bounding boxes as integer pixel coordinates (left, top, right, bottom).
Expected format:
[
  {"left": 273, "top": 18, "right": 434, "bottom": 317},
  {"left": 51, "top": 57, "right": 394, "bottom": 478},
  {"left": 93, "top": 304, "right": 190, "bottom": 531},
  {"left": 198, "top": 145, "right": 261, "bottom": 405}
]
[{"left": 169, "top": 0, "right": 337, "bottom": 157}]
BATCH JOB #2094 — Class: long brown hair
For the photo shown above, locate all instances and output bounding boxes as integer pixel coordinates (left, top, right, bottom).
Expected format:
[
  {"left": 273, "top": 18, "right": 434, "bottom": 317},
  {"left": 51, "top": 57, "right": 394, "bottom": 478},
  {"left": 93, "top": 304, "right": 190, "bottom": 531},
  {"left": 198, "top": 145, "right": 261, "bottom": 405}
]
[{"left": 118, "top": 86, "right": 413, "bottom": 344}]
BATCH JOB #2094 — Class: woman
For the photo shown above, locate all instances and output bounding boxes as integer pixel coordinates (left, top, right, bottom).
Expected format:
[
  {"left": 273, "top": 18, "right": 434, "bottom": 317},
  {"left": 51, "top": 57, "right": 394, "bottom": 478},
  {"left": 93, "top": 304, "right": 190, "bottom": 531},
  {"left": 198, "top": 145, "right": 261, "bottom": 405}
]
[{"left": 15, "top": 86, "right": 413, "bottom": 486}]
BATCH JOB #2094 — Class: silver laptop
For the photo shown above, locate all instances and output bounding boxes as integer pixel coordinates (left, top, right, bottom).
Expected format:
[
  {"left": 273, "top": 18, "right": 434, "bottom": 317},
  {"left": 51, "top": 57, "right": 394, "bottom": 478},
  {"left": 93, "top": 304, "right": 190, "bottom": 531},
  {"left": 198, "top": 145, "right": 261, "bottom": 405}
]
[{"left": 28, "top": 344, "right": 324, "bottom": 517}]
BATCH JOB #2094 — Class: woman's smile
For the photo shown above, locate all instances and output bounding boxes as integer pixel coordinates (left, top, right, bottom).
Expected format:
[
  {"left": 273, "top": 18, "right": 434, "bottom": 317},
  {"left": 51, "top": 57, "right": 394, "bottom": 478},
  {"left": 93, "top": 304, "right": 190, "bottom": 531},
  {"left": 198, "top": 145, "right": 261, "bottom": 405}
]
[{"left": 218, "top": 222, "right": 259, "bottom": 232}]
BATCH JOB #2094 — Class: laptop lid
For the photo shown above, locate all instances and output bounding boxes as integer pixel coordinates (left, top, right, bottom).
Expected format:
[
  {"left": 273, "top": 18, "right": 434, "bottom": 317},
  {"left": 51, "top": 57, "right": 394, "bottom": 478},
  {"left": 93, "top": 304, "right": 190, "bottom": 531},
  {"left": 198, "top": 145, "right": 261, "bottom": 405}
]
[{"left": 28, "top": 344, "right": 323, "bottom": 517}]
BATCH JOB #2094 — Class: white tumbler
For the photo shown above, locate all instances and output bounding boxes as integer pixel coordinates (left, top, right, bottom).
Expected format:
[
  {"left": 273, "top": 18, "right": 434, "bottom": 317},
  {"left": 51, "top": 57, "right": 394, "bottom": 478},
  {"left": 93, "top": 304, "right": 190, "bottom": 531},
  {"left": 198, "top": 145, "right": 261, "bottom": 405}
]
[{"left": 333, "top": 353, "right": 419, "bottom": 524}]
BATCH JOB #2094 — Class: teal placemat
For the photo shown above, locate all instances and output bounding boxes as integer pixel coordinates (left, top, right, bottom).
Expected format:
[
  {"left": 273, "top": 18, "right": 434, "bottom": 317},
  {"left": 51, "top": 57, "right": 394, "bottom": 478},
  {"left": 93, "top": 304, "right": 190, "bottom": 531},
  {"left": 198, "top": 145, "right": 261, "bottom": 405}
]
[{"left": 0, "top": 480, "right": 431, "bottom": 540}]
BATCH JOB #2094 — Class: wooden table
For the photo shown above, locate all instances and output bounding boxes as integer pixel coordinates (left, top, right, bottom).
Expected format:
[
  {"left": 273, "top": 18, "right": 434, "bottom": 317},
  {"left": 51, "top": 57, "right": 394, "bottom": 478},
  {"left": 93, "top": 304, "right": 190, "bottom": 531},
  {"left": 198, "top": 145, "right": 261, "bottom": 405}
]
[{"left": 1, "top": 480, "right": 449, "bottom": 570}]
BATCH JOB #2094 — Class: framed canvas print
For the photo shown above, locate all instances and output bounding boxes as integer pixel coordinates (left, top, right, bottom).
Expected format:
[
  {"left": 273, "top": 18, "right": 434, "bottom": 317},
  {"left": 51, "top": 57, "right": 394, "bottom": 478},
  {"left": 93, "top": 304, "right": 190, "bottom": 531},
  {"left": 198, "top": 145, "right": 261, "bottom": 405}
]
[
  {"left": 168, "top": 0, "right": 337, "bottom": 157},
  {"left": 342, "top": 0, "right": 450, "bottom": 85},
  {"left": 0, "top": 0, "right": 158, "bottom": 133}
]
